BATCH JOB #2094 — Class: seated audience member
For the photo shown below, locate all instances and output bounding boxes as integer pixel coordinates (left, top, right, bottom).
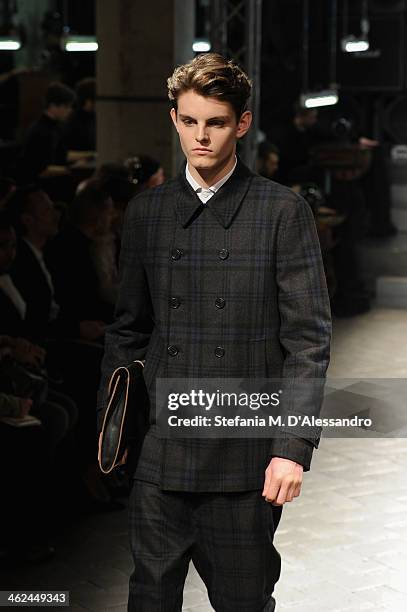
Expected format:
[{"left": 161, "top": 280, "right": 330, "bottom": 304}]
[
  {"left": 19, "top": 81, "right": 75, "bottom": 182},
  {"left": 77, "top": 161, "right": 130, "bottom": 195},
  {"left": 46, "top": 183, "right": 115, "bottom": 340},
  {"left": 0, "top": 342, "right": 76, "bottom": 468},
  {"left": 84, "top": 164, "right": 138, "bottom": 258},
  {"left": 0, "top": 208, "right": 122, "bottom": 511},
  {"left": 0, "top": 214, "right": 76, "bottom": 455},
  {"left": 7, "top": 186, "right": 60, "bottom": 342},
  {"left": 257, "top": 141, "right": 280, "bottom": 180},
  {"left": 65, "top": 77, "right": 96, "bottom": 152},
  {"left": 125, "top": 154, "right": 165, "bottom": 192},
  {"left": 76, "top": 156, "right": 164, "bottom": 262}
]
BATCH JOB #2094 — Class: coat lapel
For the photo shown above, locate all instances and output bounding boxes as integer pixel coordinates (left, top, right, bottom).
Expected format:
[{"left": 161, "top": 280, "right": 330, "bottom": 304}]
[{"left": 175, "top": 157, "right": 254, "bottom": 229}]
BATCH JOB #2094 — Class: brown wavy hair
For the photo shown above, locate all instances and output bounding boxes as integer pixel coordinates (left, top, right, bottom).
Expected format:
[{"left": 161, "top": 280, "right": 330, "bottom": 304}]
[{"left": 167, "top": 53, "right": 252, "bottom": 120}]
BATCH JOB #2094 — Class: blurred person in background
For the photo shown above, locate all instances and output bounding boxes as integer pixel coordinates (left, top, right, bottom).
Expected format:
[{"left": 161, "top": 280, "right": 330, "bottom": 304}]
[
  {"left": 257, "top": 141, "right": 280, "bottom": 180},
  {"left": 7, "top": 186, "right": 60, "bottom": 343},
  {"left": 19, "top": 81, "right": 75, "bottom": 183},
  {"left": 46, "top": 183, "right": 115, "bottom": 339},
  {"left": 65, "top": 77, "right": 96, "bottom": 152},
  {"left": 270, "top": 105, "right": 327, "bottom": 185},
  {"left": 45, "top": 184, "right": 125, "bottom": 510},
  {"left": 78, "top": 157, "right": 164, "bottom": 257},
  {"left": 0, "top": 212, "right": 79, "bottom": 524},
  {"left": 125, "top": 154, "right": 165, "bottom": 192},
  {"left": 83, "top": 162, "right": 138, "bottom": 244}
]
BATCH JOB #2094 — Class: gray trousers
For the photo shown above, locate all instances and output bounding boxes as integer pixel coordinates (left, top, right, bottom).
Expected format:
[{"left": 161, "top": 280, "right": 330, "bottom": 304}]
[{"left": 128, "top": 480, "right": 282, "bottom": 611}]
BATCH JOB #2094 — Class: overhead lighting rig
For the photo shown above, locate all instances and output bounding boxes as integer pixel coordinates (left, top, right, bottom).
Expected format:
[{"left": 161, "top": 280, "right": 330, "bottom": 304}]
[
  {"left": 341, "top": 0, "right": 370, "bottom": 53},
  {"left": 300, "top": 0, "right": 339, "bottom": 110}
]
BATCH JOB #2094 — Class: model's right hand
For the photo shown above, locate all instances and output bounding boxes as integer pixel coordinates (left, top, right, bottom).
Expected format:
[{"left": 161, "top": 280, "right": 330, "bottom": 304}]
[{"left": 262, "top": 457, "right": 303, "bottom": 506}]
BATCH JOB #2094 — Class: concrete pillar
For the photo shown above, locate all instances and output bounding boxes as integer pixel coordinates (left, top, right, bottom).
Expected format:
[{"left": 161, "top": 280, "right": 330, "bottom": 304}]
[{"left": 96, "top": 0, "right": 195, "bottom": 176}]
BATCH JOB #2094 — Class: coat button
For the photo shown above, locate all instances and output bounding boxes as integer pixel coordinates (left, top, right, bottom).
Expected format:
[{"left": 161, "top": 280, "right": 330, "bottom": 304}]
[
  {"left": 215, "top": 346, "right": 225, "bottom": 358},
  {"left": 218, "top": 248, "right": 229, "bottom": 260},
  {"left": 167, "top": 345, "right": 179, "bottom": 356},
  {"left": 171, "top": 248, "right": 183, "bottom": 261},
  {"left": 215, "top": 297, "right": 225, "bottom": 309},
  {"left": 170, "top": 297, "right": 180, "bottom": 309}
]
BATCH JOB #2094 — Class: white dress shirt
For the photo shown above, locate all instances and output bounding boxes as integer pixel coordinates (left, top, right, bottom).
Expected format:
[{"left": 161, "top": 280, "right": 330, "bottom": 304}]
[{"left": 185, "top": 156, "right": 237, "bottom": 204}]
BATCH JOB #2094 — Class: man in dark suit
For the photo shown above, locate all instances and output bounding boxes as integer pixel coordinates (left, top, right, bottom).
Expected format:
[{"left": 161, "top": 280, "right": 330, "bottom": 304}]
[
  {"left": 8, "top": 186, "right": 60, "bottom": 342},
  {"left": 97, "top": 53, "right": 331, "bottom": 611}
]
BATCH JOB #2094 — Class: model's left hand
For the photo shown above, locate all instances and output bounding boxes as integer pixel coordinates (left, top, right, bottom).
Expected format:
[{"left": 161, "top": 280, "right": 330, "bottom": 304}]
[{"left": 262, "top": 457, "right": 303, "bottom": 506}]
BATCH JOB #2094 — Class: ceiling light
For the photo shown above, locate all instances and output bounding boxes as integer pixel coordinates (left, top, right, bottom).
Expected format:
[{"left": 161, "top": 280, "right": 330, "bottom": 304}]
[
  {"left": 300, "top": 89, "right": 339, "bottom": 109},
  {"left": 341, "top": 35, "right": 369, "bottom": 53},
  {"left": 192, "top": 40, "right": 211, "bottom": 53},
  {"left": 0, "top": 36, "right": 21, "bottom": 51},
  {"left": 62, "top": 35, "right": 98, "bottom": 52}
]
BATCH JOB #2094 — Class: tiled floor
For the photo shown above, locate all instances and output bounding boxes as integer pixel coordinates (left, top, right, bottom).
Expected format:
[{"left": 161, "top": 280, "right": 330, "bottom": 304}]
[{"left": 2, "top": 308, "right": 407, "bottom": 611}]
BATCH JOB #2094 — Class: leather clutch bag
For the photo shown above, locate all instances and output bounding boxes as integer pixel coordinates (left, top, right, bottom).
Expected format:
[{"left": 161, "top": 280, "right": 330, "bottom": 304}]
[{"left": 98, "top": 359, "right": 150, "bottom": 474}]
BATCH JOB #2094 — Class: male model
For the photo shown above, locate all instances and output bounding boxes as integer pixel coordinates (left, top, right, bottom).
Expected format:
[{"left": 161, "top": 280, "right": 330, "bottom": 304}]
[{"left": 97, "top": 53, "right": 331, "bottom": 611}]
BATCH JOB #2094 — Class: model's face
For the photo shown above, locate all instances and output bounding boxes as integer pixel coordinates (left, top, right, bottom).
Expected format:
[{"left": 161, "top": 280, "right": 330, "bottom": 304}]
[{"left": 170, "top": 90, "right": 251, "bottom": 173}]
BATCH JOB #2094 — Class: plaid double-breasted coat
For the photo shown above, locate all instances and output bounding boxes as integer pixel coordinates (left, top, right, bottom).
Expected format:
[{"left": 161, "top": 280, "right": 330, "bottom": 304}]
[{"left": 96, "top": 159, "right": 332, "bottom": 492}]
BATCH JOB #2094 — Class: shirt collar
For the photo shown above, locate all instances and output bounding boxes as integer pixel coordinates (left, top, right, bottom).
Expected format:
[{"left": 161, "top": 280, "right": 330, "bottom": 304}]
[
  {"left": 185, "top": 156, "right": 237, "bottom": 195},
  {"left": 177, "top": 157, "right": 254, "bottom": 229}
]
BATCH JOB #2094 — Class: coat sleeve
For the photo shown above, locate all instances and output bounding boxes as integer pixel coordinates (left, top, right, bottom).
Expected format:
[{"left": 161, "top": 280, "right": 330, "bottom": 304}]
[
  {"left": 271, "top": 192, "right": 332, "bottom": 471},
  {"left": 96, "top": 199, "right": 154, "bottom": 435}
]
